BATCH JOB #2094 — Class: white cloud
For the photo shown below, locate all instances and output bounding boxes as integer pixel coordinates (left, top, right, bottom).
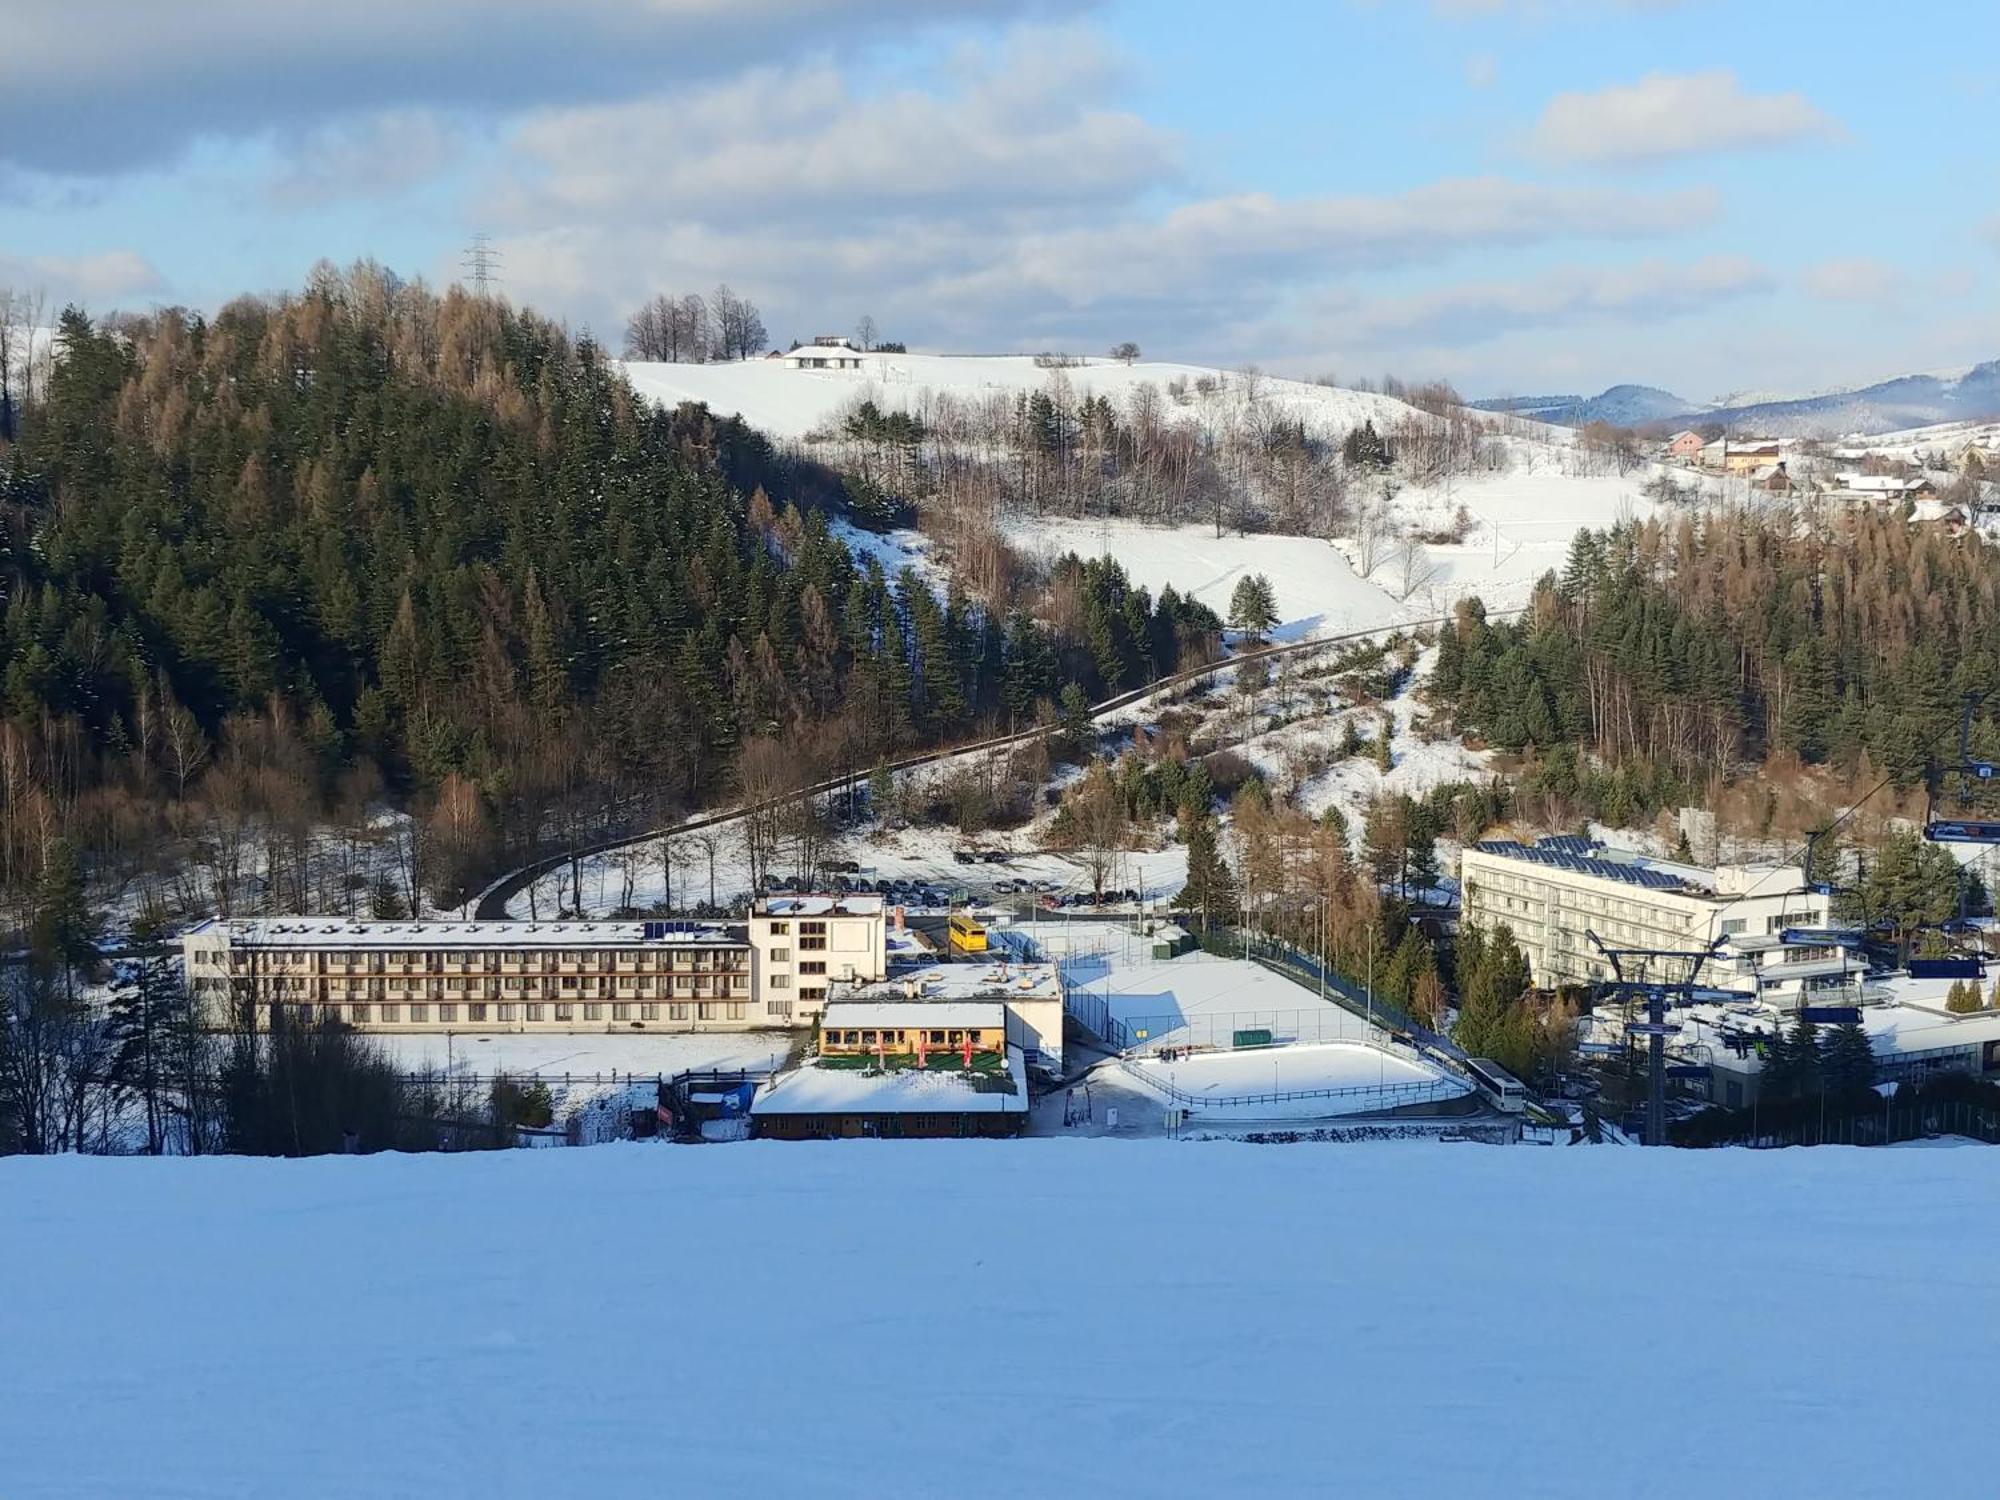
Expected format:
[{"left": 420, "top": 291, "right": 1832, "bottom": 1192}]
[
  {"left": 1531, "top": 69, "right": 1840, "bottom": 166},
  {"left": 1334, "top": 254, "right": 1774, "bottom": 345},
  {"left": 1800, "top": 257, "right": 1905, "bottom": 305},
  {"left": 0, "top": 0, "right": 1086, "bottom": 174},
  {"left": 497, "top": 28, "right": 1166, "bottom": 228},
  {"left": 0, "top": 249, "right": 164, "bottom": 304}
]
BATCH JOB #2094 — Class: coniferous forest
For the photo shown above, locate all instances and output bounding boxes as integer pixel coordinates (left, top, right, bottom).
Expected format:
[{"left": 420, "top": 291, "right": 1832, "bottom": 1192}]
[
  {"left": 0, "top": 264, "right": 1220, "bottom": 924},
  {"left": 1428, "top": 508, "right": 2000, "bottom": 826}
]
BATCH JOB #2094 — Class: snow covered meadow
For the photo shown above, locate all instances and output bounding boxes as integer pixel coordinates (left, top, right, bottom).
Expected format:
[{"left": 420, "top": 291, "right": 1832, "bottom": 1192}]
[{"left": 5, "top": 1143, "right": 1993, "bottom": 1498}]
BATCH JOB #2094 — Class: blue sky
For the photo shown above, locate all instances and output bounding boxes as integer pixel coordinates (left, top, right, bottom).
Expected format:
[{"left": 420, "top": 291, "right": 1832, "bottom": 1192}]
[{"left": 3, "top": 0, "right": 1995, "bottom": 399}]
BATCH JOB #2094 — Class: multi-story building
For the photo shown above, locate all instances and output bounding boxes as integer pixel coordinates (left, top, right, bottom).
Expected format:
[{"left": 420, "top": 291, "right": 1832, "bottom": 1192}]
[
  {"left": 1459, "top": 835, "right": 1838, "bottom": 1000},
  {"left": 181, "top": 918, "right": 756, "bottom": 1032},
  {"left": 746, "top": 894, "right": 887, "bottom": 1026}
]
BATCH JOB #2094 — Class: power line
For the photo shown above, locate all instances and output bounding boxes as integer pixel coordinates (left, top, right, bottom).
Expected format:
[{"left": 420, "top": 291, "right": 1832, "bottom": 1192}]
[{"left": 461, "top": 233, "right": 502, "bottom": 297}]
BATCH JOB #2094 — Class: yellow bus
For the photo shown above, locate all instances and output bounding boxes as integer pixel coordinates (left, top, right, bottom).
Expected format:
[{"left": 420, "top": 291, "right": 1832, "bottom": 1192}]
[{"left": 947, "top": 912, "right": 988, "bottom": 956}]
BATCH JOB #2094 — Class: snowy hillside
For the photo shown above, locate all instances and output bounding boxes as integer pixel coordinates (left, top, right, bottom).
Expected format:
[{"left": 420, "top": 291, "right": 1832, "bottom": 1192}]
[
  {"left": 624, "top": 349, "right": 1499, "bottom": 444},
  {"left": 1703, "top": 359, "right": 2000, "bottom": 437},
  {"left": 6, "top": 1145, "right": 1995, "bottom": 1498}
]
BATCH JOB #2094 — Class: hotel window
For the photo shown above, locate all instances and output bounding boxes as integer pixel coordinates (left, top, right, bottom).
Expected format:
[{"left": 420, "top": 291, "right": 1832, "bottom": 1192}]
[
  {"left": 801, "top": 987, "right": 826, "bottom": 1002},
  {"left": 584, "top": 1003, "right": 603, "bottom": 1021},
  {"left": 498, "top": 1004, "right": 517, "bottom": 1022},
  {"left": 727, "top": 1003, "right": 747, "bottom": 1021},
  {"left": 613, "top": 1004, "right": 632, "bottom": 1021},
  {"left": 669, "top": 1003, "right": 689, "bottom": 1021},
  {"left": 929, "top": 1030, "right": 946, "bottom": 1044},
  {"left": 554, "top": 1003, "right": 573, "bottom": 1022},
  {"left": 640, "top": 1003, "right": 659, "bottom": 1021},
  {"left": 768, "top": 922, "right": 790, "bottom": 936},
  {"left": 770, "top": 974, "right": 790, "bottom": 990},
  {"left": 799, "top": 961, "right": 826, "bottom": 976},
  {"left": 437, "top": 1004, "right": 456, "bottom": 1023},
  {"left": 767, "top": 1000, "right": 792, "bottom": 1019},
  {"left": 526, "top": 1004, "right": 544, "bottom": 1022},
  {"left": 409, "top": 1003, "right": 429, "bottom": 1023},
  {"left": 469, "top": 1003, "right": 489, "bottom": 1023},
  {"left": 380, "top": 1004, "right": 400, "bottom": 1023},
  {"left": 770, "top": 948, "right": 790, "bottom": 963},
  {"left": 698, "top": 1003, "right": 718, "bottom": 1021},
  {"left": 351, "top": 1004, "right": 371, "bottom": 1024}
]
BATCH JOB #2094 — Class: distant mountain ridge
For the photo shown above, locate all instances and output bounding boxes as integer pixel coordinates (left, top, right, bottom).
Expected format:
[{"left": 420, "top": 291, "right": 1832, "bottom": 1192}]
[
  {"left": 1473, "top": 385, "right": 1701, "bottom": 428},
  {"left": 1478, "top": 358, "right": 2000, "bottom": 438}
]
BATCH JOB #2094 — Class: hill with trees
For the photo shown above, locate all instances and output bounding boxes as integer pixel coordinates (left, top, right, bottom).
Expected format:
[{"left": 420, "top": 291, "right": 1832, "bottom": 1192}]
[{"left": 0, "top": 263, "right": 1220, "bottom": 931}]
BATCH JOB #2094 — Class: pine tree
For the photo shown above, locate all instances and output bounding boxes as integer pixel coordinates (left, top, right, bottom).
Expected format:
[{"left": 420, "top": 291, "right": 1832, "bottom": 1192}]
[
  {"left": 1174, "top": 815, "right": 1237, "bottom": 932},
  {"left": 1820, "top": 1022, "right": 1876, "bottom": 1097},
  {"left": 1058, "top": 682, "right": 1092, "bottom": 751},
  {"left": 1785, "top": 1013, "right": 1822, "bottom": 1098},
  {"left": 1228, "top": 573, "right": 1279, "bottom": 643}
]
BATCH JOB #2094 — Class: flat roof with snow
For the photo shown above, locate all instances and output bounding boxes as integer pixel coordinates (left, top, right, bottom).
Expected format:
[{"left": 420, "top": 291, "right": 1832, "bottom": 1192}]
[
  {"left": 821, "top": 1000, "right": 1007, "bottom": 1031},
  {"left": 750, "top": 1046, "right": 1028, "bottom": 1115},
  {"left": 1467, "top": 835, "right": 1806, "bottom": 901},
  {"left": 755, "top": 894, "right": 885, "bottom": 917},
  {"left": 186, "top": 918, "right": 743, "bottom": 950},
  {"left": 840, "top": 961, "right": 1063, "bottom": 1004}
]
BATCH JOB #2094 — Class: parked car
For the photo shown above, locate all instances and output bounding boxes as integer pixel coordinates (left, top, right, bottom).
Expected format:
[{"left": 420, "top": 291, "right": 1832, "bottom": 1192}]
[
  {"left": 980, "top": 849, "right": 1008, "bottom": 863},
  {"left": 952, "top": 850, "right": 977, "bottom": 865}
]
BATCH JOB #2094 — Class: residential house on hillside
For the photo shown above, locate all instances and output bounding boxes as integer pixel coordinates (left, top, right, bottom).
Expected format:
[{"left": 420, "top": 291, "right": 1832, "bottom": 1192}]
[
  {"left": 1665, "top": 430, "right": 1704, "bottom": 463},
  {"left": 784, "top": 337, "right": 865, "bottom": 370},
  {"left": 1829, "top": 472, "right": 1938, "bottom": 505},
  {"left": 1749, "top": 461, "right": 1792, "bottom": 494},
  {"left": 1701, "top": 438, "right": 1783, "bottom": 475}
]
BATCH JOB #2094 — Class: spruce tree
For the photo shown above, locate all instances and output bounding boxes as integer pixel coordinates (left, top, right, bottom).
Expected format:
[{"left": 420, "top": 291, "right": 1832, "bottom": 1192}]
[
  {"left": 1174, "top": 815, "right": 1237, "bottom": 932},
  {"left": 1820, "top": 1022, "right": 1876, "bottom": 1098},
  {"left": 1228, "top": 573, "right": 1279, "bottom": 643}
]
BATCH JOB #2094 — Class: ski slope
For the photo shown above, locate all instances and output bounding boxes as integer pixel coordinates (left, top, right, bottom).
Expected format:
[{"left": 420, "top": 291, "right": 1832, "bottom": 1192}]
[{"left": 5, "top": 1144, "right": 1994, "bottom": 1498}]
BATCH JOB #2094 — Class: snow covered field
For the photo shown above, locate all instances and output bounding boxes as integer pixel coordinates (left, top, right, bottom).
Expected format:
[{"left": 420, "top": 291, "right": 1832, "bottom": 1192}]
[
  {"left": 6, "top": 1144, "right": 1995, "bottom": 1498},
  {"left": 625, "top": 350, "right": 1453, "bottom": 445},
  {"left": 1121, "top": 1041, "right": 1468, "bottom": 1119},
  {"left": 1025, "top": 922, "right": 1375, "bottom": 1048},
  {"left": 1008, "top": 468, "right": 1665, "bottom": 642}
]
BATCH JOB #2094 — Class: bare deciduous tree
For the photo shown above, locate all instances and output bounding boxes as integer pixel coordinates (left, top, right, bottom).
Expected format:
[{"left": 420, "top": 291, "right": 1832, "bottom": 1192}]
[{"left": 710, "top": 284, "right": 767, "bottom": 361}]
